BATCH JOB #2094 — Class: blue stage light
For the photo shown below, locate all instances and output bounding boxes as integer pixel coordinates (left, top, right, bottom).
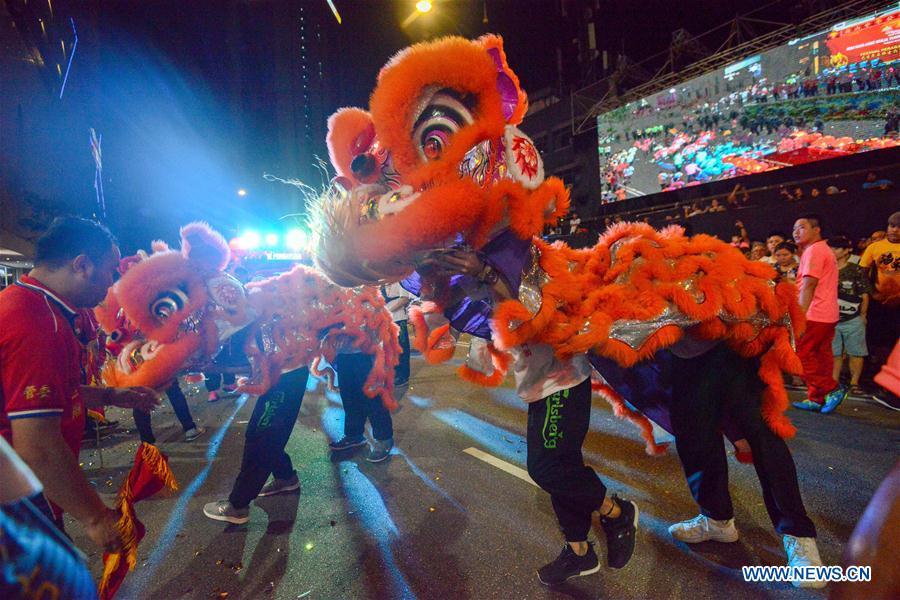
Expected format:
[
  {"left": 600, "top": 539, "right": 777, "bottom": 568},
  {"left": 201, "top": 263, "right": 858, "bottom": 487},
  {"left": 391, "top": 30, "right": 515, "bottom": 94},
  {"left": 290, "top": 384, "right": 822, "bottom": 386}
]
[{"left": 264, "top": 233, "right": 279, "bottom": 247}]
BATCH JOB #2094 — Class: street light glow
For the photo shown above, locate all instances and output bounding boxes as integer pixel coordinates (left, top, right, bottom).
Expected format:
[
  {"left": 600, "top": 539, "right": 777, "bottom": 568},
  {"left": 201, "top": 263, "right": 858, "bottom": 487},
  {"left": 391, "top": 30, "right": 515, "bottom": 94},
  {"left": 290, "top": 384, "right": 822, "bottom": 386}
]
[
  {"left": 286, "top": 228, "right": 307, "bottom": 250},
  {"left": 237, "top": 188, "right": 247, "bottom": 197},
  {"left": 241, "top": 231, "right": 261, "bottom": 249},
  {"left": 416, "top": 0, "right": 432, "bottom": 13}
]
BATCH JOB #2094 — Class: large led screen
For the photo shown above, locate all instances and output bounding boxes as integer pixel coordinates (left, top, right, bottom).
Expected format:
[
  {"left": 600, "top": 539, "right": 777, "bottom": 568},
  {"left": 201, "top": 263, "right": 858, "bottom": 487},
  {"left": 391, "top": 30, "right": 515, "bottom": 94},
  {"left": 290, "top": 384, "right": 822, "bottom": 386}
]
[{"left": 596, "top": 6, "right": 900, "bottom": 200}]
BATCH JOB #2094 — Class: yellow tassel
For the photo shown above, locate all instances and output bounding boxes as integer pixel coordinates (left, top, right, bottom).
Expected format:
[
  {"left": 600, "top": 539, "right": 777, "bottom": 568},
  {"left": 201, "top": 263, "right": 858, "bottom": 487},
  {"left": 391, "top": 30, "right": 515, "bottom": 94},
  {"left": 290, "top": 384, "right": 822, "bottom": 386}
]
[
  {"left": 98, "top": 498, "right": 138, "bottom": 597},
  {"left": 140, "top": 442, "right": 179, "bottom": 491},
  {"left": 87, "top": 409, "right": 106, "bottom": 423}
]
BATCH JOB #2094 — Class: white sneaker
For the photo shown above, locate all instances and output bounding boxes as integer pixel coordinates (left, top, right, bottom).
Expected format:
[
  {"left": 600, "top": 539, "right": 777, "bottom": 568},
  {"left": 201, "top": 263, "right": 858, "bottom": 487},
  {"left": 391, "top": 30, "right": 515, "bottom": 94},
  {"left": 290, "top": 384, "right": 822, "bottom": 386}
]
[
  {"left": 784, "top": 535, "right": 826, "bottom": 589},
  {"left": 668, "top": 514, "right": 739, "bottom": 543}
]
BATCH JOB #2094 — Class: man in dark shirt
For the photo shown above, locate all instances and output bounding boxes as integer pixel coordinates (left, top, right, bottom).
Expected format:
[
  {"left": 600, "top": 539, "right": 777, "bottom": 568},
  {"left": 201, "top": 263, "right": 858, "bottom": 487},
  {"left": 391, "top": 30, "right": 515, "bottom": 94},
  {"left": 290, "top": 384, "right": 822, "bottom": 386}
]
[{"left": 828, "top": 236, "right": 872, "bottom": 392}]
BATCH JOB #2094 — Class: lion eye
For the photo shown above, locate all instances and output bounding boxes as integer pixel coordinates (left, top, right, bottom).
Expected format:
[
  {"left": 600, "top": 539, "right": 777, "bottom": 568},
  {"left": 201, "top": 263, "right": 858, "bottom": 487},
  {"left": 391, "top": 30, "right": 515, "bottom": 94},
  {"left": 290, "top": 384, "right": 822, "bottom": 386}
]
[
  {"left": 150, "top": 289, "right": 189, "bottom": 321},
  {"left": 412, "top": 91, "right": 473, "bottom": 162}
]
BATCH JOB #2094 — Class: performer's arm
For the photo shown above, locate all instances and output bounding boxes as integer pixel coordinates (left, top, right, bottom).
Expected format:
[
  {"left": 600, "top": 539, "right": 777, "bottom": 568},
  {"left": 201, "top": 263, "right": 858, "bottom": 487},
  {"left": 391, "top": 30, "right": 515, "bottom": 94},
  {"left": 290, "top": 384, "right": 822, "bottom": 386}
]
[
  {"left": 11, "top": 417, "right": 123, "bottom": 552},
  {"left": 80, "top": 384, "right": 161, "bottom": 412},
  {"left": 384, "top": 296, "right": 412, "bottom": 314},
  {"left": 798, "top": 275, "right": 818, "bottom": 314},
  {"left": 427, "top": 250, "right": 514, "bottom": 299}
]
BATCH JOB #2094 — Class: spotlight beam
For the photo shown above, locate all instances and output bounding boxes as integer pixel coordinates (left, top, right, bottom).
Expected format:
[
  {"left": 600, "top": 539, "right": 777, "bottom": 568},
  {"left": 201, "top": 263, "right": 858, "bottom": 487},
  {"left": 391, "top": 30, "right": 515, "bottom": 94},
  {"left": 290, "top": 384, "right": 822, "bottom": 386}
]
[{"left": 325, "top": 0, "right": 342, "bottom": 24}]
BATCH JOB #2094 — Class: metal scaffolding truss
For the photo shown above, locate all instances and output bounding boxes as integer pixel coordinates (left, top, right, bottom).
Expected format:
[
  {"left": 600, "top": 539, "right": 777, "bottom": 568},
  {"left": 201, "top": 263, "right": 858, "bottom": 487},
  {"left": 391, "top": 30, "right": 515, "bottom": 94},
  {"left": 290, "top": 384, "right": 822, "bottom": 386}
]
[{"left": 572, "top": 0, "right": 897, "bottom": 134}]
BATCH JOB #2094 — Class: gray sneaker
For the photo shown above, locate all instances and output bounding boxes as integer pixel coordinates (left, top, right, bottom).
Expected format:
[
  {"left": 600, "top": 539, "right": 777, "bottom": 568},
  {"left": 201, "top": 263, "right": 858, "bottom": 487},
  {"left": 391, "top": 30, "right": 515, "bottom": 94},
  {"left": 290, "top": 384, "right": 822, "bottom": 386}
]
[
  {"left": 258, "top": 473, "right": 301, "bottom": 497},
  {"left": 184, "top": 426, "right": 206, "bottom": 442},
  {"left": 203, "top": 500, "right": 249, "bottom": 524},
  {"left": 366, "top": 438, "right": 394, "bottom": 463}
]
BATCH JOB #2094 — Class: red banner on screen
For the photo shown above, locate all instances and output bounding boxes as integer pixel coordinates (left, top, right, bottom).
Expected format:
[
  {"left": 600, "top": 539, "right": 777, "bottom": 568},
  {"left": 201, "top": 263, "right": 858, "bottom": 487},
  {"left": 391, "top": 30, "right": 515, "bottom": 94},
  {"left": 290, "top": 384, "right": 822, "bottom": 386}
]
[{"left": 825, "top": 12, "right": 900, "bottom": 66}]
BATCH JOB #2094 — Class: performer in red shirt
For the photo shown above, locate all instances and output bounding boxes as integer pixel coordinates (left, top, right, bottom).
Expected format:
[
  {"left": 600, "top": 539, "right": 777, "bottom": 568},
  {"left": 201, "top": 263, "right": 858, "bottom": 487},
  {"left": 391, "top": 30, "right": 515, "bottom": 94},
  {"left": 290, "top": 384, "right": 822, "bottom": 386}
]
[{"left": 0, "top": 217, "right": 159, "bottom": 552}]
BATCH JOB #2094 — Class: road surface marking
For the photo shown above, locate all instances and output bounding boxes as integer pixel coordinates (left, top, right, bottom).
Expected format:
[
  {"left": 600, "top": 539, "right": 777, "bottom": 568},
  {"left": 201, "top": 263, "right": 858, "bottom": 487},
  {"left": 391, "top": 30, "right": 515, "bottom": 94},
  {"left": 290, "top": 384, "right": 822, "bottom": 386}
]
[{"left": 463, "top": 447, "right": 537, "bottom": 487}]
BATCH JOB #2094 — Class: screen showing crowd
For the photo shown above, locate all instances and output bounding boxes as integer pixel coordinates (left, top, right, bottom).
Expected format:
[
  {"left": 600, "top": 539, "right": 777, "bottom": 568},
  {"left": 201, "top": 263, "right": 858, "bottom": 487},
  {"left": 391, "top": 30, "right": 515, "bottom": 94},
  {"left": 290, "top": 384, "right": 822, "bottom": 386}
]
[{"left": 596, "top": 6, "right": 900, "bottom": 201}]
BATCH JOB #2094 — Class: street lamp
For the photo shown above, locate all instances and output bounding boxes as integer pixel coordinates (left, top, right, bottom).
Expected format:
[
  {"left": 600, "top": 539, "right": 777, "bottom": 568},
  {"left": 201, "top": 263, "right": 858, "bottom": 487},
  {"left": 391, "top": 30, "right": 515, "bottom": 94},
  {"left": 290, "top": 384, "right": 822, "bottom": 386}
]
[
  {"left": 237, "top": 188, "right": 247, "bottom": 197},
  {"left": 416, "top": 0, "right": 432, "bottom": 13}
]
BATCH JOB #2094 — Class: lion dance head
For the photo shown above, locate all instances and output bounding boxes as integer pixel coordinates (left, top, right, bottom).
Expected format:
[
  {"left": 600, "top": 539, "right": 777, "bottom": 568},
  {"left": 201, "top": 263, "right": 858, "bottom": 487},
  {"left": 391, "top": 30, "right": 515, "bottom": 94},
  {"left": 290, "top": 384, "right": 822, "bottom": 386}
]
[
  {"left": 95, "top": 223, "right": 245, "bottom": 390},
  {"left": 96, "top": 222, "right": 400, "bottom": 406},
  {"left": 310, "top": 35, "right": 569, "bottom": 286}
]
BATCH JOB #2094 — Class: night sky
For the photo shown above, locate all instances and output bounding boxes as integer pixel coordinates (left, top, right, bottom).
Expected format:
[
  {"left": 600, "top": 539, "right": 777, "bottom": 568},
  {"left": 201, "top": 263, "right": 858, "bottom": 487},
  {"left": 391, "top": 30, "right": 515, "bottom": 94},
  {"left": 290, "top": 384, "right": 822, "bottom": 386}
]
[{"left": 4, "top": 0, "right": 816, "bottom": 251}]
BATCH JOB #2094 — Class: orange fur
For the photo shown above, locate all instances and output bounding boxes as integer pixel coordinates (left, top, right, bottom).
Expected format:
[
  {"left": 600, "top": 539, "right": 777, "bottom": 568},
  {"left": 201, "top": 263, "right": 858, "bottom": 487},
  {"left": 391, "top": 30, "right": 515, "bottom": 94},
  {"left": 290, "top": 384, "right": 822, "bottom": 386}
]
[
  {"left": 456, "top": 342, "right": 512, "bottom": 386},
  {"left": 371, "top": 36, "right": 507, "bottom": 182},
  {"left": 491, "top": 222, "right": 804, "bottom": 438},
  {"left": 99, "top": 228, "right": 400, "bottom": 408},
  {"left": 313, "top": 36, "right": 804, "bottom": 442},
  {"left": 312, "top": 36, "right": 565, "bottom": 286},
  {"left": 592, "top": 381, "right": 669, "bottom": 456},
  {"left": 327, "top": 108, "right": 375, "bottom": 182},
  {"left": 180, "top": 222, "right": 230, "bottom": 272}
]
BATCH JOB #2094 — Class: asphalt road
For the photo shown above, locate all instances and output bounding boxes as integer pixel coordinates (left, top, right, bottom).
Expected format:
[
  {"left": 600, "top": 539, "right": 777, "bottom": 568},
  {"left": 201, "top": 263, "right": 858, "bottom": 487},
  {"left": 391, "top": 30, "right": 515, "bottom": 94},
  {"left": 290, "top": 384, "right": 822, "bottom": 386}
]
[{"left": 71, "top": 346, "right": 900, "bottom": 599}]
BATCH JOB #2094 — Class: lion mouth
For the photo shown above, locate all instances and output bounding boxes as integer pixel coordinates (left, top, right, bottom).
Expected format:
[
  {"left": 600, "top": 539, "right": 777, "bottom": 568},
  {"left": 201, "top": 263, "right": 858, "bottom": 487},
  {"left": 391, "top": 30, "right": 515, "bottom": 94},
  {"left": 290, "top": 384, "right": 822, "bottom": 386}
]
[
  {"left": 355, "top": 184, "right": 421, "bottom": 225},
  {"left": 117, "top": 339, "right": 166, "bottom": 375}
]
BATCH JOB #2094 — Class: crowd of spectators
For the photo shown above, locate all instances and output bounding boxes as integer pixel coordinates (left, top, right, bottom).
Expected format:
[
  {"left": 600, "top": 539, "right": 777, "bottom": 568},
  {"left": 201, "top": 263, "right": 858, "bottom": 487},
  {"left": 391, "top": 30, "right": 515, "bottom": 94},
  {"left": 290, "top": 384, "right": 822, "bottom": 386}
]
[
  {"left": 597, "top": 60, "right": 900, "bottom": 202},
  {"left": 644, "top": 169, "right": 892, "bottom": 225}
]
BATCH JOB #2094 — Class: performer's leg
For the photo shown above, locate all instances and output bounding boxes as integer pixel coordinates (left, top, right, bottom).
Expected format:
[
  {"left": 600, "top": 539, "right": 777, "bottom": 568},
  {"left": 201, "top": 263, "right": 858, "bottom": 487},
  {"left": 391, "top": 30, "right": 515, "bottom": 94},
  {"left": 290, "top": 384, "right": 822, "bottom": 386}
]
[
  {"left": 228, "top": 368, "right": 309, "bottom": 508},
  {"left": 669, "top": 346, "right": 733, "bottom": 521},
  {"left": 395, "top": 320, "right": 411, "bottom": 384},
  {"left": 335, "top": 354, "right": 370, "bottom": 440},
  {"left": 165, "top": 380, "right": 197, "bottom": 432},
  {"left": 797, "top": 321, "right": 838, "bottom": 405},
  {"left": 132, "top": 407, "right": 155, "bottom": 444},
  {"left": 204, "top": 372, "right": 223, "bottom": 392},
  {"left": 367, "top": 392, "right": 394, "bottom": 442},
  {"left": 527, "top": 377, "right": 636, "bottom": 582},
  {"left": 271, "top": 452, "right": 296, "bottom": 481},
  {"left": 724, "top": 353, "right": 817, "bottom": 538},
  {"left": 526, "top": 378, "right": 606, "bottom": 543}
]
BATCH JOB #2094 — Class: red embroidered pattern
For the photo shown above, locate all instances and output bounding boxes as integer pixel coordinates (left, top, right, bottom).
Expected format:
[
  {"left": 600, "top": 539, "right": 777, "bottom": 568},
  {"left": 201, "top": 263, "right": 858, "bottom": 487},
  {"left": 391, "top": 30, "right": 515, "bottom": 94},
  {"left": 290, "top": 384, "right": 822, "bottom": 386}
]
[{"left": 511, "top": 135, "right": 538, "bottom": 179}]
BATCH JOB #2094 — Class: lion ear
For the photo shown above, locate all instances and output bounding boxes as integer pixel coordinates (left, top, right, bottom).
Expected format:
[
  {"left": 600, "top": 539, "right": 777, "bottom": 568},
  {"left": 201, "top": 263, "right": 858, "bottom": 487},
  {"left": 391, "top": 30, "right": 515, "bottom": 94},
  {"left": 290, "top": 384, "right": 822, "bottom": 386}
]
[
  {"left": 180, "top": 222, "right": 230, "bottom": 272},
  {"left": 479, "top": 34, "right": 528, "bottom": 125},
  {"left": 327, "top": 107, "right": 375, "bottom": 181}
]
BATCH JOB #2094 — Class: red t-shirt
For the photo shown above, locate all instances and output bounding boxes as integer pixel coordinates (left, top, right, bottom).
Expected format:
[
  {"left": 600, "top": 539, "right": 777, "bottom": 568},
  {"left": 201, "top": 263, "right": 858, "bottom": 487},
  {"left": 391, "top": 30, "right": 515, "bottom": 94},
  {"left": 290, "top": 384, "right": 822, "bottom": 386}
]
[{"left": 0, "top": 276, "right": 86, "bottom": 481}]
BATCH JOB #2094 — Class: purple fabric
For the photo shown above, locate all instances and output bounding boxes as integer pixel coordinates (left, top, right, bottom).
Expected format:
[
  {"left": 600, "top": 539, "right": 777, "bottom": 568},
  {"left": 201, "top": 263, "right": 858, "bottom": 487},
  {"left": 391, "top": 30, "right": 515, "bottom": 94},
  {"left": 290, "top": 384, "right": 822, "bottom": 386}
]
[
  {"left": 589, "top": 350, "right": 744, "bottom": 444},
  {"left": 401, "top": 228, "right": 533, "bottom": 339},
  {"left": 487, "top": 48, "right": 519, "bottom": 122}
]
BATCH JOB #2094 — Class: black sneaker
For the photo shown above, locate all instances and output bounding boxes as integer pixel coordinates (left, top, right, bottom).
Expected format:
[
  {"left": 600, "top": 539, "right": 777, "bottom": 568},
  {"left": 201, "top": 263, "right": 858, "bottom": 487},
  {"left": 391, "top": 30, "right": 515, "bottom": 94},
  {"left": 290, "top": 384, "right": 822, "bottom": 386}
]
[
  {"left": 328, "top": 436, "right": 367, "bottom": 451},
  {"left": 537, "top": 543, "right": 600, "bottom": 586},
  {"left": 598, "top": 495, "right": 639, "bottom": 569}
]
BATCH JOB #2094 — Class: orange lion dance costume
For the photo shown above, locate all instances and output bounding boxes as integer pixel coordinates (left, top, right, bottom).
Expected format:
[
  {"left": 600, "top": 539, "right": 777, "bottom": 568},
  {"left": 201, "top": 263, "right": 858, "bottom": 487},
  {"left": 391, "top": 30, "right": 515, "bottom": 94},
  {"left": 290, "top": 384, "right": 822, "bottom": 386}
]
[
  {"left": 95, "top": 222, "right": 400, "bottom": 408},
  {"left": 308, "top": 35, "right": 806, "bottom": 448}
]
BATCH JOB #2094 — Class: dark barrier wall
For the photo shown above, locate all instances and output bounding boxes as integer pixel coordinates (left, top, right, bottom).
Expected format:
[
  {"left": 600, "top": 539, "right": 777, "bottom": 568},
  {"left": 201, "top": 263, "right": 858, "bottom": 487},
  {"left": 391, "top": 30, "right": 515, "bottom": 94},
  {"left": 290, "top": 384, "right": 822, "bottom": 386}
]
[
  {"left": 568, "top": 190, "right": 899, "bottom": 248},
  {"left": 595, "top": 146, "right": 900, "bottom": 217}
]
